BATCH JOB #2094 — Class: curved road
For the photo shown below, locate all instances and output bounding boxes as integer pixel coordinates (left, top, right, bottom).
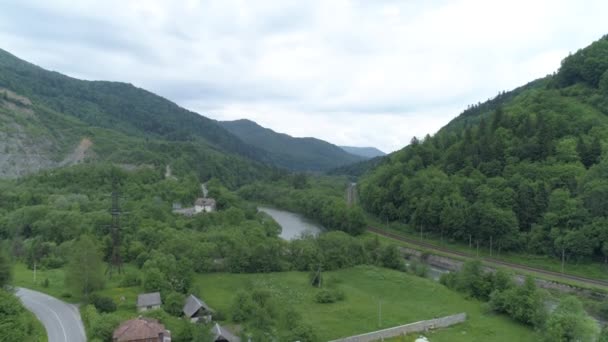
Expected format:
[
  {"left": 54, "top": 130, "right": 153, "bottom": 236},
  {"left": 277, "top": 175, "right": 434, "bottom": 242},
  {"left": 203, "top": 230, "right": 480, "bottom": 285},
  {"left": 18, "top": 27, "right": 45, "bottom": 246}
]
[{"left": 16, "top": 288, "right": 86, "bottom": 342}]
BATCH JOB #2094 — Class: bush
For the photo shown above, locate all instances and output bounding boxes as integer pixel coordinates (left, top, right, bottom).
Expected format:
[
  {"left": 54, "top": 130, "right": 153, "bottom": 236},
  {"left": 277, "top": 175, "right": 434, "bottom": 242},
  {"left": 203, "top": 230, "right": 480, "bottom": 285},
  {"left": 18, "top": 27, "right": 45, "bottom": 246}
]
[
  {"left": 163, "top": 292, "right": 185, "bottom": 317},
  {"left": 314, "top": 289, "right": 345, "bottom": 304},
  {"left": 42, "top": 278, "right": 50, "bottom": 288},
  {"left": 119, "top": 272, "right": 141, "bottom": 287},
  {"left": 213, "top": 310, "right": 226, "bottom": 321},
  {"left": 90, "top": 294, "right": 117, "bottom": 313},
  {"left": 408, "top": 260, "right": 428, "bottom": 277},
  {"left": 90, "top": 313, "right": 122, "bottom": 341}
]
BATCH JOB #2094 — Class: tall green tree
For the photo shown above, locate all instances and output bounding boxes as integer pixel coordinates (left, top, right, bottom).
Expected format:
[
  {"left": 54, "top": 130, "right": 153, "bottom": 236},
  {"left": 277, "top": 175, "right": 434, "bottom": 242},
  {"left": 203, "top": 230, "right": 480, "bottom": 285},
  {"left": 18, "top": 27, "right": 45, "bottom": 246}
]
[
  {"left": 0, "top": 252, "right": 11, "bottom": 288},
  {"left": 65, "top": 235, "right": 105, "bottom": 297}
]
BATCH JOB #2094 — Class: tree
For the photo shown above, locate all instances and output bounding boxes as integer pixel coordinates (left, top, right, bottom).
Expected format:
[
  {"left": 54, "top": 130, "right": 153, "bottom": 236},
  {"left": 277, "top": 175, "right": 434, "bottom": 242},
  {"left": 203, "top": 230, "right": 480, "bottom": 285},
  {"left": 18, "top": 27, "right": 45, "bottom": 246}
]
[
  {"left": 0, "top": 252, "right": 11, "bottom": 288},
  {"left": 544, "top": 296, "right": 599, "bottom": 342},
  {"left": 65, "top": 235, "right": 105, "bottom": 297},
  {"left": 142, "top": 267, "right": 167, "bottom": 293},
  {"left": 0, "top": 290, "right": 30, "bottom": 341},
  {"left": 490, "top": 276, "right": 546, "bottom": 327},
  {"left": 164, "top": 292, "right": 186, "bottom": 317}
]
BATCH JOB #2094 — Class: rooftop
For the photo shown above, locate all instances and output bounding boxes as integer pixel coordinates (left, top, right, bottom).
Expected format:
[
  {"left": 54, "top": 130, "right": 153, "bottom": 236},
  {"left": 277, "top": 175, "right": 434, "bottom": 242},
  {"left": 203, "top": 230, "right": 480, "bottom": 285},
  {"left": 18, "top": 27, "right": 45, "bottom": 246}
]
[
  {"left": 113, "top": 317, "right": 170, "bottom": 342},
  {"left": 137, "top": 292, "right": 161, "bottom": 307}
]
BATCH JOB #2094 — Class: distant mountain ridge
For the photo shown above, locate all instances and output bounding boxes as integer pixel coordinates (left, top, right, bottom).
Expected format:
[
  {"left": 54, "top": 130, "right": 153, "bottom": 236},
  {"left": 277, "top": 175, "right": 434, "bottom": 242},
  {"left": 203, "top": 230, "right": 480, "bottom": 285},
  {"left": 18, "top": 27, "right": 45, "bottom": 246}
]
[
  {"left": 340, "top": 146, "right": 386, "bottom": 158},
  {"left": 219, "top": 119, "right": 364, "bottom": 171}
]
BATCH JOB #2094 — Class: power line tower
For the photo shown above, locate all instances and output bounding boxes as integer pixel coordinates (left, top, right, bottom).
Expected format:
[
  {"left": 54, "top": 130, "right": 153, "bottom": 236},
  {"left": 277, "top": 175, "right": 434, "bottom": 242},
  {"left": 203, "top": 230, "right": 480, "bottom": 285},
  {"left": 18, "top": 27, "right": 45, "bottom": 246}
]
[{"left": 106, "top": 182, "right": 123, "bottom": 277}]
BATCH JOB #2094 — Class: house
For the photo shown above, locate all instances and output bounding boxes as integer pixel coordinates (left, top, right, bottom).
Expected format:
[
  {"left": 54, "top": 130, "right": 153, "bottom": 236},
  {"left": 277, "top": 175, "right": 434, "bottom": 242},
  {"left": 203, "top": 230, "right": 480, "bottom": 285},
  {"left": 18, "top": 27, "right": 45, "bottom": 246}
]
[
  {"left": 210, "top": 323, "right": 240, "bottom": 342},
  {"left": 183, "top": 294, "right": 214, "bottom": 323},
  {"left": 137, "top": 292, "right": 162, "bottom": 312},
  {"left": 194, "top": 198, "right": 216, "bottom": 213},
  {"left": 113, "top": 317, "right": 171, "bottom": 342}
]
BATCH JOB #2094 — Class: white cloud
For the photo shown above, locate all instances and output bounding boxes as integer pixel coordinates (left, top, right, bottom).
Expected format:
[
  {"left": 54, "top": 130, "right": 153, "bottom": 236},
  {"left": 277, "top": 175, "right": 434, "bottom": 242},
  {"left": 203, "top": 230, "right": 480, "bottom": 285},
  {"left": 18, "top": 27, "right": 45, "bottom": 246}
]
[{"left": 1, "top": 0, "right": 608, "bottom": 152}]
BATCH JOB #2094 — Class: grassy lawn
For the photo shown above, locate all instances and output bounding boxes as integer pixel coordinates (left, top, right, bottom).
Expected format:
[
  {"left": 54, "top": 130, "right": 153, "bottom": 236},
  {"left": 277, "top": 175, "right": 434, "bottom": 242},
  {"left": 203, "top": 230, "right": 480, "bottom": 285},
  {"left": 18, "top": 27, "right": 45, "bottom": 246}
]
[
  {"left": 12, "top": 263, "right": 74, "bottom": 301},
  {"left": 194, "top": 265, "right": 540, "bottom": 342},
  {"left": 12, "top": 262, "right": 143, "bottom": 305}
]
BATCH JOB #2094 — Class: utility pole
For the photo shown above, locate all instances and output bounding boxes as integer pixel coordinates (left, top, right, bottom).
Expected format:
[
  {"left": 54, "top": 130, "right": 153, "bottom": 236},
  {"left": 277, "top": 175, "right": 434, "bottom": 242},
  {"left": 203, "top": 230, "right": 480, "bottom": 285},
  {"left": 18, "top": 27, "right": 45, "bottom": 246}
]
[
  {"left": 106, "top": 179, "right": 123, "bottom": 277},
  {"left": 476, "top": 240, "right": 479, "bottom": 258},
  {"left": 561, "top": 248, "right": 565, "bottom": 273},
  {"left": 378, "top": 300, "right": 382, "bottom": 328}
]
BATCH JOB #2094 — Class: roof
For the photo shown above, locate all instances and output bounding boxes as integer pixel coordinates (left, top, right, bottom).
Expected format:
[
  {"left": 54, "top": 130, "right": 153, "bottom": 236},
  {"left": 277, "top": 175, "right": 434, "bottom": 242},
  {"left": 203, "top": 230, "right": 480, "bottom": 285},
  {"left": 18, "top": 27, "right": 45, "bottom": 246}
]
[
  {"left": 183, "top": 294, "right": 214, "bottom": 318},
  {"left": 113, "top": 317, "right": 170, "bottom": 342},
  {"left": 211, "top": 323, "right": 241, "bottom": 342},
  {"left": 137, "top": 292, "right": 162, "bottom": 307},
  {"left": 195, "top": 198, "right": 216, "bottom": 206}
]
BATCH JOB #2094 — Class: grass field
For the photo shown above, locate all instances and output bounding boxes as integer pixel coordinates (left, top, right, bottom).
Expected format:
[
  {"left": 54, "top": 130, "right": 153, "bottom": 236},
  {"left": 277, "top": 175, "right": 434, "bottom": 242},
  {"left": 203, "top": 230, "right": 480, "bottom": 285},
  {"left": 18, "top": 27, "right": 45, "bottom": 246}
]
[
  {"left": 194, "top": 265, "right": 540, "bottom": 341},
  {"left": 12, "top": 262, "right": 143, "bottom": 305}
]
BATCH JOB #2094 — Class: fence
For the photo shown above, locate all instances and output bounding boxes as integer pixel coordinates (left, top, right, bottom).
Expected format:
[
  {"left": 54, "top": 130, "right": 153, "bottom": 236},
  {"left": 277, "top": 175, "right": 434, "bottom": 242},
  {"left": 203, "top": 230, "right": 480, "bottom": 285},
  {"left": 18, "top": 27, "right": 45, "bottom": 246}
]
[{"left": 328, "top": 312, "right": 467, "bottom": 342}]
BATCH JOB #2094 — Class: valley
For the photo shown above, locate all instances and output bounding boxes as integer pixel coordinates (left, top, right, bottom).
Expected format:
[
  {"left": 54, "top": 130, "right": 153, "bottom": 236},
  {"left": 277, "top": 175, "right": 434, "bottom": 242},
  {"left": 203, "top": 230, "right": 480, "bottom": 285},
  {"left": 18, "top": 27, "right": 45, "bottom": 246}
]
[{"left": 2, "top": 32, "right": 608, "bottom": 342}]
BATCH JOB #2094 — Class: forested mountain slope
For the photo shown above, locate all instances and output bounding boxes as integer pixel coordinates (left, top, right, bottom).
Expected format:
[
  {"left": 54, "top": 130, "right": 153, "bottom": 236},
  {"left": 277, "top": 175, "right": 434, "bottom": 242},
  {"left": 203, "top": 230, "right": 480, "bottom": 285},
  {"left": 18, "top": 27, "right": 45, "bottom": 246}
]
[
  {"left": 0, "top": 49, "right": 274, "bottom": 186},
  {"left": 360, "top": 35, "right": 608, "bottom": 262},
  {"left": 340, "top": 146, "right": 386, "bottom": 159},
  {"left": 220, "top": 119, "right": 364, "bottom": 171},
  {"left": 0, "top": 49, "right": 271, "bottom": 162}
]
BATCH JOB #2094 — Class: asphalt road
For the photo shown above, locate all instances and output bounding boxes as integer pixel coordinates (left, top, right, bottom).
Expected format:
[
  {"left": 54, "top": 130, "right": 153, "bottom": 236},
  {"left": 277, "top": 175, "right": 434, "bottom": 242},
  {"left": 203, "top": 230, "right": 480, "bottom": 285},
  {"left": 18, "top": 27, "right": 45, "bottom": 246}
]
[{"left": 16, "top": 287, "right": 86, "bottom": 342}]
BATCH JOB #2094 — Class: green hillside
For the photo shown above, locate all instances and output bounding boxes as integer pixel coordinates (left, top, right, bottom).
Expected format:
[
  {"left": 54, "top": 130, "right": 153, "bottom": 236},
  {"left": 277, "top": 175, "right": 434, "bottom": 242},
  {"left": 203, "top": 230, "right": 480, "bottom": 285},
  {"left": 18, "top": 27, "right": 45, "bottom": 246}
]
[
  {"left": 360, "top": 35, "right": 608, "bottom": 262},
  {"left": 220, "top": 119, "right": 364, "bottom": 171},
  {"left": 0, "top": 49, "right": 278, "bottom": 186},
  {"left": 0, "top": 49, "right": 270, "bottom": 163},
  {"left": 339, "top": 146, "right": 386, "bottom": 158}
]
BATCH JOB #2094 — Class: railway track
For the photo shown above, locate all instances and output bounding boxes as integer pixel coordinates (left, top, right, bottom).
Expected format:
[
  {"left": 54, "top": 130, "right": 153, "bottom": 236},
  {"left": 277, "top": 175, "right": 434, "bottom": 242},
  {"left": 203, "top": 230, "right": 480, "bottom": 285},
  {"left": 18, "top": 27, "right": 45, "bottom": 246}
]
[{"left": 368, "top": 226, "right": 608, "bottom": 288}]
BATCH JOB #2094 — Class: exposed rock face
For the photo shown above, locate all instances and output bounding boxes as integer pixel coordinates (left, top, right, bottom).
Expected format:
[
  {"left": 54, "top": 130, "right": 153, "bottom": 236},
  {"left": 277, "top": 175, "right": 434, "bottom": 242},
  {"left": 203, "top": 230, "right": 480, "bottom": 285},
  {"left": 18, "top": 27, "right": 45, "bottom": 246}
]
[
  {"left": 0, "top": 90, "right": 56, "bottom": 178},
  {"left": 0, "top": 89, "right": 92, "bottom": 178}
]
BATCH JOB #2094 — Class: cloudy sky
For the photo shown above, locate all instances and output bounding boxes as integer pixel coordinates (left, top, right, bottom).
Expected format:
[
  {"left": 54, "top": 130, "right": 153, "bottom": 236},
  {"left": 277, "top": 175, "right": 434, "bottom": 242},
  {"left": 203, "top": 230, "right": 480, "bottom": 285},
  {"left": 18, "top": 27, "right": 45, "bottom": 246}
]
[{"left": 1, "top": 1, "right": 607, "bottom": 152}]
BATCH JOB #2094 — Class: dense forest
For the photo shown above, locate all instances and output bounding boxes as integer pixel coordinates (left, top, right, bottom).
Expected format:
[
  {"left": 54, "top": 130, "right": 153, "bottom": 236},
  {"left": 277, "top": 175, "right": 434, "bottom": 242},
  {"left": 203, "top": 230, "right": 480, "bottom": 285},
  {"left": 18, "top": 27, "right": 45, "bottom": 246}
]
[{"left": 360, "top": 35, "right": 608, "bottom": 262}]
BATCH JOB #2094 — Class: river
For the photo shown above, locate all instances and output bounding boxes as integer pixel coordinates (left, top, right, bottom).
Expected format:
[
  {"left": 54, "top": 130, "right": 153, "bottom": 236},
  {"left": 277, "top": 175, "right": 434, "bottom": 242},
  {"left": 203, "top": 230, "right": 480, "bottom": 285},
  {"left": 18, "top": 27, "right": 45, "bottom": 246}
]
[{"left": 258, "top": 206, "right": 323, "bottom": 240}]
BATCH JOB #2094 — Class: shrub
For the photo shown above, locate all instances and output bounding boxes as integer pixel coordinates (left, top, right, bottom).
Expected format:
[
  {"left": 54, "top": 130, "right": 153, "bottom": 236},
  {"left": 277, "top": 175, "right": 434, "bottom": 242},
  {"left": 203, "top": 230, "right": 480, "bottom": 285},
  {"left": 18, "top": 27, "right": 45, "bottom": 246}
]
[
  {"left": 315, "top": 289, "right": 345, "bottom": 304},
  {"left": 119, "top": 272, "right": 141, "bottom": 287},
  {"left": 213, "top": 310, "right": 226, "bottom": 321},
  {"left": 42, "top": 278, "right": 50, "bottom": 288},
  {"left": 408, "top": 260, "right": 428, "bottom": 277},
  {"left": 163, "top": 292, "right": 185, "bottom": 317},
  {"left": 90, "top": 294, "right": 117, "bottom": 313}
]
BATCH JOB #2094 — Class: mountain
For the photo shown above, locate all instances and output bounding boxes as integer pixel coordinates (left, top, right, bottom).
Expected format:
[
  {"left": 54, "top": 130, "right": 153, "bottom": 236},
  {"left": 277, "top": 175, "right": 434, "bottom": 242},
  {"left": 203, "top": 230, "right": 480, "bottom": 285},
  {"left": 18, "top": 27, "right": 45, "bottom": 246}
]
[
  {"left": 339, "top": 146, "right": 386, "bottom": 158},
  {"left": 219, "top": 119, "right": 364, "bottom": 171},
  {"left": 360, "top": 35, "right": 608, "bottom": 261},
  {"left": 0, "top": 48, "right": 274, "bottom": 186}
]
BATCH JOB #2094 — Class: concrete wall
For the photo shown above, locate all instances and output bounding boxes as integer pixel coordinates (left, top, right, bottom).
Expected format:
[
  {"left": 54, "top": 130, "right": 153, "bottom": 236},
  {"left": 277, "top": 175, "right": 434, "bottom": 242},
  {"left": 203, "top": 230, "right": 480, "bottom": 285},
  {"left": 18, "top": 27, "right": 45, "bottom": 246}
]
[{"left": 328, "top": 313, "right": 467, "bottom": 342}]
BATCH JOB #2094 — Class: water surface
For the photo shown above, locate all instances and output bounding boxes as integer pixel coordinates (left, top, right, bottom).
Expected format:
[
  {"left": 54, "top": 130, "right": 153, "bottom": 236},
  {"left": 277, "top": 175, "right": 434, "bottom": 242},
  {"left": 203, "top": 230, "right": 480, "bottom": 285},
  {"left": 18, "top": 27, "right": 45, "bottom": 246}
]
[{"left": 258, "top": 206, "right": 322, "bottom": 240}]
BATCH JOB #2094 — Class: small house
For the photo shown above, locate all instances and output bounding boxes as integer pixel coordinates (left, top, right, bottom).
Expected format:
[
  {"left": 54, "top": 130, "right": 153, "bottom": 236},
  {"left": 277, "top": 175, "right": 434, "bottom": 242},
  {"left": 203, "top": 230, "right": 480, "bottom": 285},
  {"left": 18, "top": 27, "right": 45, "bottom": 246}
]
[
  {"left": 183, "top": 294, "right": 214, "bottom": 323},
  {"left": 113, "top": 317, "right": 171, "bottom": 342},
  {"left": 210, "top": 323, "right": 240, "bottom": 342},
  {"left": 194, "top": 198, "right": 216, "bottom": 213},
  {"left": 137, "top": 292, "right": 162, "bottom": 312}
]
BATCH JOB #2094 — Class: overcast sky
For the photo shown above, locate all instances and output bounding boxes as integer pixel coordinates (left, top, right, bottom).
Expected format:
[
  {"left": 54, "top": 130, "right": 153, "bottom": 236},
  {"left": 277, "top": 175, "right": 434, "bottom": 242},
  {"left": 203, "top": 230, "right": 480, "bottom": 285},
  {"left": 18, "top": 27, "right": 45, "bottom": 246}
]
[{"left": 1, "top": 1, "right": 607, "bottom": 152}]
